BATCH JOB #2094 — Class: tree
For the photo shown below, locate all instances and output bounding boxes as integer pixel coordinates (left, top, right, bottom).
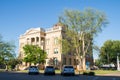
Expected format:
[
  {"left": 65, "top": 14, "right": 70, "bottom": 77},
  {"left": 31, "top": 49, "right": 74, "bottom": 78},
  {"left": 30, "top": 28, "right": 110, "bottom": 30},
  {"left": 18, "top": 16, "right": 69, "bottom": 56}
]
[
  {"left": 100, "top": 40, "right": 120, "bottom": 65},
  {"left": 0, "top": 34, "right": 16, "bottom": 70},
  {"left": 59, "top": 8, "right": 108, "bottom": 70},
  {"left": 23, "top": 44, "right": 47, "bottom": 65},
  {"left": 6, "top": 58, "right": 22, "bottom": 69}
]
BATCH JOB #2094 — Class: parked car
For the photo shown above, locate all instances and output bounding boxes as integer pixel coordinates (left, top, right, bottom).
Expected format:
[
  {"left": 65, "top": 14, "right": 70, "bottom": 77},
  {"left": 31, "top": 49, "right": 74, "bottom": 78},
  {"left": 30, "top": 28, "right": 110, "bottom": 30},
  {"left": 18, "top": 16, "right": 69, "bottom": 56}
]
[
  {"left": 61, "top": 65, "right": 75, "bottom": 76},
  {"left": 90, "top": 65, "right": 99, "bottom": 70},
  {"left": 44, "top": 66, "right": 55, "bottom": 75},
  {"left": 28, "top": 66, "right": 39, "bottom": 75}
]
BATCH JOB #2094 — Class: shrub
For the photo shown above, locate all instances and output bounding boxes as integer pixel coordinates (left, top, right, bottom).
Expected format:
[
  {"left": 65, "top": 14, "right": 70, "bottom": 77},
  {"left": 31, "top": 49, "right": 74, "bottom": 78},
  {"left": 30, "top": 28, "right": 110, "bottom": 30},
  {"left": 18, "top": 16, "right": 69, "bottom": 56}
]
[
  {"left": 83, "top": 72, "right": 88, "bottom": 75},
  {"left": 88, "top": 72, "right": 95, "bottom": 76},
  {"left": 83, "top": 71, "right": 95, "bottom": 76}
]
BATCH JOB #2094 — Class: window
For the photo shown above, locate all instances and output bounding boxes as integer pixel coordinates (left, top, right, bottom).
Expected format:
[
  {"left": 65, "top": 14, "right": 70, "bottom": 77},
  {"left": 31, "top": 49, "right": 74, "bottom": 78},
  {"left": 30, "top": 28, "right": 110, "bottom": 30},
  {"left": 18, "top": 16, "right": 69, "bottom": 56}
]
[
  {"left": 63, "top": 57, "right": 66, "bottom": 65},
  {"left": 46, "top": 49, "right": 49, "bottom": 54},
  {"left": 69, "top": 58, "right": 71, "bottom": 65},
  {"left": 46, "top": 39, "right": 50, "bottom": 45},
  {"left": 54, "top": 48, "right": 58, "bottom": 54},
  {"left": 54, "top": 37, "right": 58, "bottom": 45},
  {"left": 74, "top": 59, "right": 76, "bottom": 65},
  {"left": 68, "top": 52, "right": 72, "bottom": 55},
  {"left": 53, "top": 57, "right": 58, "bottom": 66}
]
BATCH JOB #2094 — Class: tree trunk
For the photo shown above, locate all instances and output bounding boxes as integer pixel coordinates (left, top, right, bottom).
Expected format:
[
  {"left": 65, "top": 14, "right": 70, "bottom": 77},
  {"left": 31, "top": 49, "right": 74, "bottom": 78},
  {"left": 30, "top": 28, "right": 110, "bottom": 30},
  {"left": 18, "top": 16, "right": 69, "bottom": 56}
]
[
  {"left": 82, "top": 35, "right": 86, "bottom": 70},
  {"left": 5, "top": 65, "right": 8, "bottom": 71},
  {"left": 82, "top": 57, "right": 86, "bottom": 70}
]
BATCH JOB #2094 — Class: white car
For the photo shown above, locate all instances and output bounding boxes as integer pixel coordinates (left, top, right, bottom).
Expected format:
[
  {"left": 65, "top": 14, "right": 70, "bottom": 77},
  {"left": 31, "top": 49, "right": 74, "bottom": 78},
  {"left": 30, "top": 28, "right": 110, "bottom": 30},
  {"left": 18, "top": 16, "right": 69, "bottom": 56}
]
[
  {"left": 61, "top": 65, "right": 75, "bottom": 76},
  {"left": 28, "top": 66, "right": 39, "bottom": 75}
]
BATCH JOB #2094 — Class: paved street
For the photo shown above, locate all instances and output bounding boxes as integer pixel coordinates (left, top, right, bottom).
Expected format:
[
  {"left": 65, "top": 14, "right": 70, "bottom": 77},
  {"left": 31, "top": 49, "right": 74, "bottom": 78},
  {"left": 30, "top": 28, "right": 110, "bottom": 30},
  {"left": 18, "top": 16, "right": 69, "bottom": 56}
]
[{"left": 0, "top": 71, "right": 120, "bottom": 80}]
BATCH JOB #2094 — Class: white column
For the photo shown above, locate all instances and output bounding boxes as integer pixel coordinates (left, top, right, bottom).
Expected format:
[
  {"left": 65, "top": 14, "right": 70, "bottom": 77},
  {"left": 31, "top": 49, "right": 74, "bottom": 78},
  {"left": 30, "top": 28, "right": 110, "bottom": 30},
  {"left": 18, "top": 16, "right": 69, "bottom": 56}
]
[{"left": 117, "top": 54, "right": 120, "bottom": 71}]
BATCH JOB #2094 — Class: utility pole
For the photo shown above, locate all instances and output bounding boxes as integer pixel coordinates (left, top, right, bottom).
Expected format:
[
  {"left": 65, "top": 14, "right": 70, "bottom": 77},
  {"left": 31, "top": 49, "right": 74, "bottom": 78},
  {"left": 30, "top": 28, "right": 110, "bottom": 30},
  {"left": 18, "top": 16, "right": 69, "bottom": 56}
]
[{"left": 117, "top": 53, "right": 120, "bottom": 71}]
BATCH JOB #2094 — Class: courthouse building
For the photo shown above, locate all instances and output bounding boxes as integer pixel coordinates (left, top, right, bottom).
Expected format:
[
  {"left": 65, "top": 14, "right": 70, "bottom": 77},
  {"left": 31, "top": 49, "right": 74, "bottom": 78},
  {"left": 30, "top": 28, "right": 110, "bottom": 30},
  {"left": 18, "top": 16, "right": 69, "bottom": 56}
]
[{"left": 18, "top": 23, "right": 93, "bottom": 70}]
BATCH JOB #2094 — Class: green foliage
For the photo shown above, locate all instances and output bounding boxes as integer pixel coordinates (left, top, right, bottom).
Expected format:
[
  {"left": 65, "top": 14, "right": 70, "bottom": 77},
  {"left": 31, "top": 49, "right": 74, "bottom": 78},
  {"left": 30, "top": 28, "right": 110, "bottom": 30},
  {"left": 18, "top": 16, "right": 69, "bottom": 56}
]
[
  {"left": 59, "top": 8, "right": 108, "bottom": 70},
  {"left": 83, "top": 72, "right": 88, "bottom": 75},
  {"left": 88, "top": 71, "right": 95, "bottom": 76},
  {"left": 6, "top": 58, "right": 21, "bottom": 69},
  {"left": 100, "top": 40, "right": 120, "bottom": 64},
  {"left": 0, "top": 42, "right": 15, "bottom": 61},
  {"left": 94, "top": 59, "right": 102, "bottom": 67},
  {"left": 59, "top": 8, "right": 108, "bottom": 53},
  {"left": 0, "top": 34, "right": 16, "bottom": 69},
  {"left": 23, "top": 44, "right": 47, "bottom": 64}
]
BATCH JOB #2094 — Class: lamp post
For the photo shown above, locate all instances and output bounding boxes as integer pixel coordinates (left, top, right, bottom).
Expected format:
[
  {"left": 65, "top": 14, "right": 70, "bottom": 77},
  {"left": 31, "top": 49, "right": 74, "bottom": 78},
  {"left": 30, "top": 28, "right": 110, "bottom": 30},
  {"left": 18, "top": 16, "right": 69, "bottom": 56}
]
[{"left": 117, "top": 53, "right": 120, "bottom": 71}]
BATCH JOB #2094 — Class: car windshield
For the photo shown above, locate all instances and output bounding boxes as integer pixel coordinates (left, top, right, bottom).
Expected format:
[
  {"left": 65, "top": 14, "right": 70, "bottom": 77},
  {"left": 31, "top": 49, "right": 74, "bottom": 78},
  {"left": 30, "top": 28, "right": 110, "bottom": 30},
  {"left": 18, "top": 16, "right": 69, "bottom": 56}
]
[
  {"left": 64, "top": 66, "right": 73, "bottom": 68},
  {"left": 46, "top": 66, "right": 54, "bottom": 68},
  {"left": 30, "top": 66, "right": 37, "bottom": 68}
]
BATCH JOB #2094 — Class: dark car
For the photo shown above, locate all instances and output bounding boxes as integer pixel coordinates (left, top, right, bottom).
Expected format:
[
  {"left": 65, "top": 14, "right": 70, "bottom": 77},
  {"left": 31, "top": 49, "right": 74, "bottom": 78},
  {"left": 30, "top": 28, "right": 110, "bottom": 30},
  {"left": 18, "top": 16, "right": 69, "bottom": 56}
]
[
  {"left": 44, "top": 66, "right": 55, "bottom": 75},
  {"left": 28, "top": 66, "right": 39, "bottom": 75},
  {"left": 61, "top": 65, "right": 75, "bottom": 76}
]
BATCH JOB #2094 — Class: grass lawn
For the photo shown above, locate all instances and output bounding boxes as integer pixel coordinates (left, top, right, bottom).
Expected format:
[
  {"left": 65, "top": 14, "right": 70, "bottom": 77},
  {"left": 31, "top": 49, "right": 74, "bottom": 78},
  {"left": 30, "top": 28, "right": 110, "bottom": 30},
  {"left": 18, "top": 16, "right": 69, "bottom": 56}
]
[
  {"left": 74, "top": 69, "right": 120, "bottom": 75},
  {"left": 91, "top": 70, "right": 120, "bottom": 75},
  {"left": 78, "top": 70, "right": 120, "bottom": 75},
  {"left": 0, "top": 69, "right": 5, "bottom": 72}
]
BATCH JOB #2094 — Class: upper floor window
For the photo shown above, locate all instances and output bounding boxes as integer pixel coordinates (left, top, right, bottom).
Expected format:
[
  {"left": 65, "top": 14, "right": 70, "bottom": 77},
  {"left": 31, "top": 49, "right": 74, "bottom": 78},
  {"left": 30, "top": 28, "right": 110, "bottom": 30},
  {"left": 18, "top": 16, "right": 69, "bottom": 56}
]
[
  {"left": 46, "top": 49, "right": 49, "bottom": 54},
  {"left": 46, "top": 39, "right": 50, "bottom": 45},
  {"left": 54, "top": 37, "right": 58, "bottom": 45},
  {"left": 54, "top": 48, "right": 58, "bottom": 54}
]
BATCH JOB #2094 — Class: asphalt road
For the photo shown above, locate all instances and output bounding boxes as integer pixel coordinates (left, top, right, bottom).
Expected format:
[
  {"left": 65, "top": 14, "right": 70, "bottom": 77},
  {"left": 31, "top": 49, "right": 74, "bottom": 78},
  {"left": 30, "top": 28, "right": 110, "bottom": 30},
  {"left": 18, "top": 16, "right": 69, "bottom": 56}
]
[{"left": 0, "top": 71, "right": 120, "bottom": 80}]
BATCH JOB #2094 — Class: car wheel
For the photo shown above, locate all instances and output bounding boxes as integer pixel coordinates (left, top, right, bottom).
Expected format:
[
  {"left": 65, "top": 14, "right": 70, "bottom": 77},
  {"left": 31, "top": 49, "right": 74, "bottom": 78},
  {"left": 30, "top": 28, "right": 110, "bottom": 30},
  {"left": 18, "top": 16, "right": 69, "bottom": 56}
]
[
  {"left": 72, "top": 73, "right": 75, "bottom": 76},
  {"left": 53, "top": 73, "right": 55, "bottom": 75},
  {"left": 44, "top": 73, "right": 46, "bottom": 75},
  {"left": 61, "top": 73, "right": 63, "bottom": 75}
]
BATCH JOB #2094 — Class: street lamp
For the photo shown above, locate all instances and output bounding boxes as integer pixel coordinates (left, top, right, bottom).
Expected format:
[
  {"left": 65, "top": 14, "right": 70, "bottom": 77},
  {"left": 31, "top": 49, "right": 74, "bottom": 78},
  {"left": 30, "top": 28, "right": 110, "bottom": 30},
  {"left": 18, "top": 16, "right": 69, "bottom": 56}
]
[{"left": 117, "top": 53, "right": 120, "bottom": 71}]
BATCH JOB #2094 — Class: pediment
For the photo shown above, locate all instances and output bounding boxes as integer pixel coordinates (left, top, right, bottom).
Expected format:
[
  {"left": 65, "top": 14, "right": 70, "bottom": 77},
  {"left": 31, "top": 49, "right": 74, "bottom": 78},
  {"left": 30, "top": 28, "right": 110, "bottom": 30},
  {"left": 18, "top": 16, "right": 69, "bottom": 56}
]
[{"left": 24, "top": 28, "right": 41, "bottom": 35}]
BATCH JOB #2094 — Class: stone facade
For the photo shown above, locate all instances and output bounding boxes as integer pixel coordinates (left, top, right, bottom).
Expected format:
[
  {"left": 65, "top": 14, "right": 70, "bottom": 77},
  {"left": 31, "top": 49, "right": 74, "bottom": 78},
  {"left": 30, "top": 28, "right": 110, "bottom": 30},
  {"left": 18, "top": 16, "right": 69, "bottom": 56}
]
[{"left": 18, "top": 23, "right": 93, "bottom": 70}]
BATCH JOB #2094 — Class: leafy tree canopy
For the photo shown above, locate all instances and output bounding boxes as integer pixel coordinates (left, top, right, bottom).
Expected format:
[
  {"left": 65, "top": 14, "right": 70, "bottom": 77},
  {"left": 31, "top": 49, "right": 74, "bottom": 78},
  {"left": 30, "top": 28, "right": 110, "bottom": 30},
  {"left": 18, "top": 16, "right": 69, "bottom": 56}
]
[
  {"left": 59, "top": 8, "right": 108, "bottom": 70},
  {"left": 100, "top": 40, "right": 120, "bottom": 64},
  {"left": 23, "top": 44, "right": 47, "bottom": 64},
  {"left": 0, "top": 34, "right": 16, "bottom": 69}
]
